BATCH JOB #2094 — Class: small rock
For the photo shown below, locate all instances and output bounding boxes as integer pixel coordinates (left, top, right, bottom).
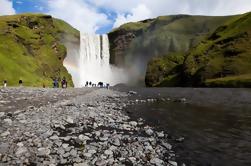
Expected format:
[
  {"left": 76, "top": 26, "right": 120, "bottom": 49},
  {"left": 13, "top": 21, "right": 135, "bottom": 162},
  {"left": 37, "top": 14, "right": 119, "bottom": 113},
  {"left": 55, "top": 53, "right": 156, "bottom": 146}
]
[
  {"left": 15, "top": 147, "right": 28, "bottom": 157},
  {"left": 176, "top": 137, "right": 185, "bottom": 142},
  {"left": 128, "top": 91, "right": 137, "bottom": 95},
  {"left": 3, "top": 118, "right": 12, "bottom": 125},
  {"left": 1, "top": 131, "right": 10, "bottom": 137},
  {"left": 84, "top": 153, "right": 92, "bottom": 158},
  {"left": 50, "top": 135, "right": 59, "bottom": 140},
  {"left": 150, "top": 158, "right": 164, "bottom": 166},
  {"left": 62, "top": 143, "right": 69, "bottom": 149},
  {"left": 79, "top": 134, "right": 90, "bottom": 141},
  {"left": 169, "top": 161, "right": 178, "bottom": 166},
  {"left": 0, "top": 112, "right": 5, "bottom": 118},
  {"left": 38, "top": 148, "right": 51, "bottom": 156},
  {"left": 156, "top": 131, "right": 165, "bottom": 138},
  {"left": 145, "top": 129, "right": 154, "bottom": 136},
  {"left": 104, "top": 150, "right": 113, "bottom": 156},
  {"left": 70, "top": 149, "right": 77, "bottom": 157},
  {"left": 65, "top": 116, "right": 74, "bottom": 124},
  {"left": 129, "top": 121, "right": 137, "bottom": 127}
]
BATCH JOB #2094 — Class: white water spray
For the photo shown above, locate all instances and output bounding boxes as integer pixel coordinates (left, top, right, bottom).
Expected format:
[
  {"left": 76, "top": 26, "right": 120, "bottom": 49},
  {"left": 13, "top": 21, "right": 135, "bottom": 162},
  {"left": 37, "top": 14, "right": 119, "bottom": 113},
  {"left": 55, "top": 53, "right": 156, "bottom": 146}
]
[{"left": 76, "top": 33, "right": 128, "bottom": 87}]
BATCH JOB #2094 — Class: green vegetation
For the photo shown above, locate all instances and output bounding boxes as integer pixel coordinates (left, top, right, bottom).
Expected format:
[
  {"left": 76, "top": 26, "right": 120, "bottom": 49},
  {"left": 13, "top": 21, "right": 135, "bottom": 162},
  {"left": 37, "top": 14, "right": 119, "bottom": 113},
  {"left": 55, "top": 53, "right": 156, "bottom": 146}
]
[
  {"left": 0, "top": 13, "right": 79, "bottom": 87},
  {"left": 145, "top": 12, "right": 251, "bottom": 87}
]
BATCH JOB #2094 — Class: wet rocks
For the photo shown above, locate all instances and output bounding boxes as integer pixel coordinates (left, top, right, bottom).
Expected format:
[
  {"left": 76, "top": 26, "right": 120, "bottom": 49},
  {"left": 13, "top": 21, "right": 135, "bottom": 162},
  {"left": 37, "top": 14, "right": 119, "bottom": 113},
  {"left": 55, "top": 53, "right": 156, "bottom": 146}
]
[{"left": 0, "top": 88, "right": 177, "bottom": 165}]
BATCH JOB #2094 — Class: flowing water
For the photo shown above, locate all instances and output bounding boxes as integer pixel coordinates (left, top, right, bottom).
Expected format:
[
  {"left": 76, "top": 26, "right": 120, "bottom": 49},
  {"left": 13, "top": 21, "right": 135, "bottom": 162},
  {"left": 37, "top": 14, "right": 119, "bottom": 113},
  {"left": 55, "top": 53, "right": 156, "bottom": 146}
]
[
  {"left": 119, "top": 87, "right": 251, "bottom": 166},
  {"left": 64, "top": 33, "right": 128, "bottom": 87}
]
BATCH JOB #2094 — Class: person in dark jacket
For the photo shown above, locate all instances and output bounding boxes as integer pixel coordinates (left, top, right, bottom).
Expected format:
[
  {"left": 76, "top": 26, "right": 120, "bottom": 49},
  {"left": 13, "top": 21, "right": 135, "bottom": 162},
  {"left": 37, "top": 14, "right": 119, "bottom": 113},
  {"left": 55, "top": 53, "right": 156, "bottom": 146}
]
[{"left": 61, "top": 77, "right": 67, "bottom": 88}]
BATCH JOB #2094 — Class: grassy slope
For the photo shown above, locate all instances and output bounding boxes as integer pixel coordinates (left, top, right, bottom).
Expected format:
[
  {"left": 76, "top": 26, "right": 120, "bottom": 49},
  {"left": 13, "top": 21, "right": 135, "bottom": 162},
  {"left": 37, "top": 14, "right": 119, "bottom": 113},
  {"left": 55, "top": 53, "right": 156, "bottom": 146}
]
[
  {"left": 117, "top": 15, "right": 234, "bottom": 86},
  {"left": 0, "top": 14, "right": 79, "bottom": 87},
  {"left": 184, "top": 12, "right": 251, "bottom": 87}
]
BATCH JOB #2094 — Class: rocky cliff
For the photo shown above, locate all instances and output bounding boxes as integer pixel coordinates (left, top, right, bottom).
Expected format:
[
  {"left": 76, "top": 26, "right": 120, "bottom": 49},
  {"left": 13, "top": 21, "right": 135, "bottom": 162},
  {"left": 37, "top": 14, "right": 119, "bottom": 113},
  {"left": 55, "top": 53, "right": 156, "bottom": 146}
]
[
  {"left": 146, "top": 12, "right": 251, "bottom": 87},
  {"left": 0, "top": 14, "right": 79, "bottom": 87},
  {"left": 109, "top": 15, "right": 233, "bottom": 85}
]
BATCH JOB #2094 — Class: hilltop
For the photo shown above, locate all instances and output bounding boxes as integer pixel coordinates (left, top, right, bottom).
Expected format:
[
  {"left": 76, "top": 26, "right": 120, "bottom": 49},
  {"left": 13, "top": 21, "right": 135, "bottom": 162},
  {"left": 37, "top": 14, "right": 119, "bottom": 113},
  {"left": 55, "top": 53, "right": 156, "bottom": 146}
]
[
  {"left": 145, "top": 12, "right": 251, "bottom": 87},
  {"left": 108, "top": 14, "right": 234, "bottom": 85},
  {"left": 0, "top": 13, "right": 79, "bottom": 87}
]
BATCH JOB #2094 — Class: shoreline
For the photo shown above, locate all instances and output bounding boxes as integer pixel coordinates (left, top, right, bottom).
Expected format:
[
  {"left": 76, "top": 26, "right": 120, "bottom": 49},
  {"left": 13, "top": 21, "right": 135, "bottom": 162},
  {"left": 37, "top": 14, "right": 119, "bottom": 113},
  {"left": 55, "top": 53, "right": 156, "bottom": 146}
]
[{"left": 0, "top": 88, "right": 178, "bottom": 165}]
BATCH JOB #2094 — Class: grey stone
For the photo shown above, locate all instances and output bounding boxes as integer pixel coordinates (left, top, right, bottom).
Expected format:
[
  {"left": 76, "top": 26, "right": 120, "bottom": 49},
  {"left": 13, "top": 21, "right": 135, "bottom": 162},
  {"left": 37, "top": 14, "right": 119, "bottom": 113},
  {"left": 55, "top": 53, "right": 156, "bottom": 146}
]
[
  {"left": 50, "top": 135, "right": 59, "bottom": 140},
  {"left": 38, "top": 148, "right": 51, "bottom": 156},
  {"left": 3, "top": 118, "right": 12, "bottom": 125},
  {"left": 15, "top": 147, "right": 28, "bottom": 157},
  {"left": 70, "top": 149, "right": 77, "bottom": 157},
  {"left": 104, "top": 150, "right": 113, "bottom": 156},
  {"left": 169, "top": 161, "right": 178, "bottom": 166},
  {"left": 1, "top": 131, "right": 10, "bottom": 137},
  {"left": 150, "top": 158, "right": 164, "bottom": 166},
  {"left": 0, "top": 112, "right": 5, "bottom": 118},
  {"left": 65, "top": 116, "right": 74, "bottom": 124},
  {"left": 145, "top": 129, "right": 154, "bottom": 136}
]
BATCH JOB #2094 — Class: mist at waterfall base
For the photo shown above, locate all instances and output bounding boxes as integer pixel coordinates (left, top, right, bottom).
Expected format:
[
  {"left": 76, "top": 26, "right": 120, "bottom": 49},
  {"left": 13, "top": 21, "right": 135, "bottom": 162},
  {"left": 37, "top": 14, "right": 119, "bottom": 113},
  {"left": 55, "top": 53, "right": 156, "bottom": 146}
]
[{"left": 64, "top": 33, "right": 129, "bottom": 88}]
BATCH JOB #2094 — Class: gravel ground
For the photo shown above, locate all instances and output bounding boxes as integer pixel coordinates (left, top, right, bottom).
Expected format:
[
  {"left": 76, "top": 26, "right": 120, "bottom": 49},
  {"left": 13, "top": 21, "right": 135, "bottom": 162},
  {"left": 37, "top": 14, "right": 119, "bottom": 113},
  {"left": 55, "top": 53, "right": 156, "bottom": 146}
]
[{"left": 0, "top": 87, "right": 178, "bottom": 166}]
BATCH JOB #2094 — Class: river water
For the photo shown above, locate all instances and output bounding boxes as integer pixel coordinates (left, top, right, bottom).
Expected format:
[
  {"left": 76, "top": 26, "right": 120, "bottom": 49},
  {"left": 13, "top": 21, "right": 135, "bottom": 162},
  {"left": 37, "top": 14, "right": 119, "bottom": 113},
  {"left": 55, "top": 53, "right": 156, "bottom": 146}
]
[{"left": 117, "top": 87, "right": 251, "bottom": 166}]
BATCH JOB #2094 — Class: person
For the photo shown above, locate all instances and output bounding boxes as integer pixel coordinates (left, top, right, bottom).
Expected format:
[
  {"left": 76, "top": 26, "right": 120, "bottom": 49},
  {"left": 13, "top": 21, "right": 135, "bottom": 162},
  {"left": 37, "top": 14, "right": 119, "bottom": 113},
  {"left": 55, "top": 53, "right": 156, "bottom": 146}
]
[
  {"left": 3, "top": 80, "right": 7, "bottom": 87},
  {"left": 61, "top": 77, "right": 67, "bottom": 89},
  {"left": 53, "top": 78, "right": 58, "bottom": 88},
  {"left": 85, "top": 81, "right": 89, "bottom": 87},
  {"left": 106, "top": 83, "right": 110, "bottom": 89},
  {"left": 19, "top": 79, "right": 23, "bottom": 87}
]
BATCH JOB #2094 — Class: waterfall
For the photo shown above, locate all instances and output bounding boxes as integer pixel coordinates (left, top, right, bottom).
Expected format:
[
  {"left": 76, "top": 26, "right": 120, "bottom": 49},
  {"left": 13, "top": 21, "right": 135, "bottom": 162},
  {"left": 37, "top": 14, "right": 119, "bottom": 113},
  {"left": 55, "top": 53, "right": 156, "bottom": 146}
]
[{"left": 64, "top": 33, "right": 128, "bottom": 87}]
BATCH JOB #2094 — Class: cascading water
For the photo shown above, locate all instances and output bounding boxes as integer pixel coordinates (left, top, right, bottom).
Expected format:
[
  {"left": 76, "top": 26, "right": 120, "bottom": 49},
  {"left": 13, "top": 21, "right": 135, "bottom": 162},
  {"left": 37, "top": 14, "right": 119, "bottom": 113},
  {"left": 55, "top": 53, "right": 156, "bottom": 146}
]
[{"left": 77, "top": 33, "right": 127, "bottom": 87}]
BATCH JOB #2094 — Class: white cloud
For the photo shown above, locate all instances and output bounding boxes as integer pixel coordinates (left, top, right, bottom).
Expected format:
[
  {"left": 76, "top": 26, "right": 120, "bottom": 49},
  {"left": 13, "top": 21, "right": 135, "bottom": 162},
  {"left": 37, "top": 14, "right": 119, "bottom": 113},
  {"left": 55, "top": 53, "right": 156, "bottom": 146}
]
[
  {"left": 47, "top": 0, "right": 110, "bottom": 33},
  {"left": 89, "top": 0, "right": 251, "bottom": 28},
  {"left": 0, "top": 0, "right": 15, "bottom": 15},
  {"left": 113, "top": 4, "right": 152, "bottom": 28}
]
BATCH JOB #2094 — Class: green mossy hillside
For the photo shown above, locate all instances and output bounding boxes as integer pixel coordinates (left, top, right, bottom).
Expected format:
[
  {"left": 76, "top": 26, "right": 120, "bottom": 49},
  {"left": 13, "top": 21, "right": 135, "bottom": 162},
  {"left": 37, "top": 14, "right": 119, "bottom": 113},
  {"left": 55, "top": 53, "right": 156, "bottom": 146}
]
[
  {"left": 109, "top": 15, "right": 234, "bottom": 85},
  {"left": 146, "top": 12, "right": 251, "bottom": 87},
  {"left": 0, "top": 14, "right": 79, "bottom": 87}
]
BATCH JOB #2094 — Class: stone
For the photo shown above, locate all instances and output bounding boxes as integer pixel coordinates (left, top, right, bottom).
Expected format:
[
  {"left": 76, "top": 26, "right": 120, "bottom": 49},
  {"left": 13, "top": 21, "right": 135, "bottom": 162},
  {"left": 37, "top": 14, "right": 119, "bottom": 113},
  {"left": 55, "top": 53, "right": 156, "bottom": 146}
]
[
  {"left": 88, "top": 149, "right": 97, "bottom": 154},
  {"left": 104, "top": 150, "right": 113, "bottom": 156},
  {"left": 156, "top": 131, "right": 165, "bottom": 138},
  {"left": 0, "top": 112, "right": 5, "bottom": 118},
  {"left": 1, "top": 131, "right": 10, "bottom": 137},
  {"left": 38, "top": 148, "right": 51, "bottom": 156},
  {"left": 50, "top": 135, "right": 59, "bottom": 140},
  {"left": 176, "top": 137, "right": 185, "bottom": 142},
  {"left": 169, "top": 161, "right": 178, "bottom": 166},
  {"left": 79, "top": 134, "right": 90, "bottom": 141},
  {"left": 70, "top": 149, "right": 77, "bottom": 157},
  {"left": 74, "top": 163, "right": 88, "bottom": 166},
  {"left": 0, "top": 143, "right": 9, "bottom": 154},
  {"left": 111, "top": 138, "right": 120, "bottom": 146},
  {"left": 15, "top": 147, "right": 28, "bottom": 157},
  {"left": 162, "top": 142, "right": 172, "bottom": 150},
  {"left": 150, "top": 158, "right": 164, "bottom": 166},
  {"left": 65, "top": 116, "right": 74, "bottom": 124},
  {"left": 145, "top": 129, "right": 154, "bottom": 136},
  {"left": 84, "top": 153, "right": 92, "bottom": 158},
  {"left": 62, "top": 143, "right": 69, "bottom": 149},
  {"left": 3, "top": 118, "right": 12, "bottom": 125},
  {"left": 129, "top": 121, "right": 137, "bottom": 127}
]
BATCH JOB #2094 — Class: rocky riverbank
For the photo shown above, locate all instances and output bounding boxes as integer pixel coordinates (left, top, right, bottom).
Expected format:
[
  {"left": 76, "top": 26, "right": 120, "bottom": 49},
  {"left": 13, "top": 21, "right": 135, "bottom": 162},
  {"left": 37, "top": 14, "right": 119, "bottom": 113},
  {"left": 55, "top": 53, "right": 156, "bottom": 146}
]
[{"left": 0, "top": 88, "right": 177, "bottom": 166}]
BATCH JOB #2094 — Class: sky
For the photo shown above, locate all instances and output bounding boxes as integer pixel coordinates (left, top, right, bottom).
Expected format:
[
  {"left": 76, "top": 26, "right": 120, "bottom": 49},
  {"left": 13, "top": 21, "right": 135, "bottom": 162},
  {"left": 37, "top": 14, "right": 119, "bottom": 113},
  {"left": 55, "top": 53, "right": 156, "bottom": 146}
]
[{"left": 1, "top": 0, "right": 251, "bottom": 34}]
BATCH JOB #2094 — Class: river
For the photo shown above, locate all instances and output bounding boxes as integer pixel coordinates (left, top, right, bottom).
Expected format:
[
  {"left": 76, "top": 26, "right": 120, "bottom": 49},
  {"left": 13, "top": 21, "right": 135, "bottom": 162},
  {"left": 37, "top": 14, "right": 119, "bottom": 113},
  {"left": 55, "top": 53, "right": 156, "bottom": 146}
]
[{"left": 115, "top": 87, "right": 251, "bottom": 166}]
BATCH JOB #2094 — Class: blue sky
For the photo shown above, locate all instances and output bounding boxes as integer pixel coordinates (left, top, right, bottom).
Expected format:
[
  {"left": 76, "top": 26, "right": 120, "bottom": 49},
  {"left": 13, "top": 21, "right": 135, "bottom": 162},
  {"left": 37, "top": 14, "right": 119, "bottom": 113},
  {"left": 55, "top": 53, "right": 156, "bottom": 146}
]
[{"left": 2, "top": 0, "right": 251, "bottom": 34}]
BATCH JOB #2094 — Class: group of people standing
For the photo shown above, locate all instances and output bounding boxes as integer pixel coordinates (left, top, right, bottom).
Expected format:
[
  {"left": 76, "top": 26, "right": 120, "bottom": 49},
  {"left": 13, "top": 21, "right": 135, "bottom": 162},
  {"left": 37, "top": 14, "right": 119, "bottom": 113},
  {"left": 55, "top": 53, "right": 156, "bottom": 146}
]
[
  {"left": 53, "top": 77, "right": 68, "bottom": 89},
  {"left": 2, "top": 80, "right": 23, "bottom": 87},
  {"left": 2, "top": 77, "right": 68, "bottom": 88},
  {"left": 85, "top": 81, "right": 110, "bottom": 89}
]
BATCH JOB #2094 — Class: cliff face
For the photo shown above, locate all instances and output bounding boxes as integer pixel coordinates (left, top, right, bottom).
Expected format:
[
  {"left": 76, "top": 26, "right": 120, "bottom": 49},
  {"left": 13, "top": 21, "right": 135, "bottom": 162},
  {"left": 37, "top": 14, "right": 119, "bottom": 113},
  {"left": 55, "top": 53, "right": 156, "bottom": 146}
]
[
  {"left": 0, "top": 14, "right": 80, "bottom": 87},
  {"left": 109, "top": 15, "right": 233, "bottom": 85},
  {"left": 146, "top": 12, "right": 251, "bottom": 87}
]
